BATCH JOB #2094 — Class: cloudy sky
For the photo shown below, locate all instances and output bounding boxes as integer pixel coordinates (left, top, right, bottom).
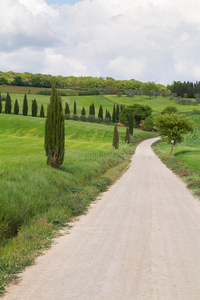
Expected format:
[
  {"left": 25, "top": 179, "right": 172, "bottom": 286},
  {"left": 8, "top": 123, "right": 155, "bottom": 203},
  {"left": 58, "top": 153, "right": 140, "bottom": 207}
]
[{"left": 1, "top": 0, "right": 200, "bottom": 85}]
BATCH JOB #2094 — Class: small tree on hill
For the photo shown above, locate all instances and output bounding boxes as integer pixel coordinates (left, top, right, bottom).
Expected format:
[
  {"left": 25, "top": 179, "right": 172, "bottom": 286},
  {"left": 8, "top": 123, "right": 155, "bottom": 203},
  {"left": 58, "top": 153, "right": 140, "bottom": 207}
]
[
  {"left": 65, "top": 102, "right": 70, "bottom": 115},
  {"left": 73, "top": 100, "right": 77, "bottom": 114},
  {"left": 112, "top": 104, "right": 116, "bottom": 123},
  {"left": 125, "top": 127, "right": 130, "bottom": 143},
  {"left": 40, "top": 105, "right": 45, "bottom": 118},
  {"left": 116, "top": 104, "right": 120, "bottom": 122},
  {"left": 80, "top": 106, "right": 86, "bottom": 121},
  {"left": 128, "top": 113, "right": 134, "bottom": 135},
  {"left": 45, "top": 81, "right": 65, "bottom": 168},
  {"left": 32, "top": 99, "right": 38, "bottom": 117},
  {"left": 0, "top": 93, "right": 2, "bottom": 113},
  {"left": 113, "top": 123, "right": 119, "bottom": 149},
  {"left": 98, "top": 105, "right": 103, "bottom": 119},
  {"left": 155, "top": 113, "right": 194, "bottom": 157},
  {"left": 5, "top": 92, "right": 12, "bottom": 114},
  {"left": 23, "top": 94, "right": 28, "bottom": 116},
  {"left": 14, "top": 99, "right": 19, "bottom": 115}
]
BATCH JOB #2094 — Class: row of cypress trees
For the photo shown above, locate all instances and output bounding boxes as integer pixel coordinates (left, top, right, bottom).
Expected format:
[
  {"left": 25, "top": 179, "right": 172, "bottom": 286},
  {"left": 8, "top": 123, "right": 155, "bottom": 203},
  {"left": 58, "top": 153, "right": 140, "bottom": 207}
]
[
  {"left": 65, "top": 101, "right": 124, "bottom": 123},
  {"left": 0, "top": 93, "right": 45, "bottom": 117}
]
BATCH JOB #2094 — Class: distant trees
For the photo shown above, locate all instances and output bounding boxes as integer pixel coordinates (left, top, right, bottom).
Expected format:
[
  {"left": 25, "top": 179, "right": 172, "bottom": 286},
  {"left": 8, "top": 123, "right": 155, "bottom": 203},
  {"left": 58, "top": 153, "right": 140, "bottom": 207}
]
[
  {"left": 161, "top": 106, "right": 178, "bottom": 115},
  {"left": 167, "top": 81, "right": 199, "bottom": 98},
  {"left": 142, "top": 81, "right": 157, "bottom": 98},
  {"left": 14, "top": 99, "right": 19, "bottom": 115},
  {"left": 5, "top": 93, "right": 12, "bottom": 114},
  {"left": 23, "top": 94, "right": 28, "bottom": 116},
  {"left": 45, "top": 81, "right": 65, "bottom": 168},
  {"left": 65, "top": 102, "right": 70, "bottom": 115},
  {"left": 155, "top": 113, "right": 194, "bottom": 157},
  {"left": 32, "top": 99, "right": 38, "bottom": 117}
]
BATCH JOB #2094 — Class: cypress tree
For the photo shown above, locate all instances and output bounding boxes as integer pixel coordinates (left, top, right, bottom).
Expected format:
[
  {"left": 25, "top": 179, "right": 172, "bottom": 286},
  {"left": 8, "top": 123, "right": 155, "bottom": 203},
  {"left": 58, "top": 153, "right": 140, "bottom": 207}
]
[
  {"left": 112, "top": 104, "right": 116, "bottom": 123},
  {"left": 5, "top": 92, "right": 12, "bottom": 114},
  {"left": 128, "top": 113, "right": 134, "bottom": 135},
  {"left": 107, "top": 111, "right": 111, "bottom": 122},
  {"left": 116, "top": 104, "right": 120, "bottom": 121},
  {"left": 32, "top": 99, "right": 38, "bottom": 117},
  {"left": 65, "top": 102, "right": 70, "bottom": 115},
  {"left": 0, "top": 93, "right": 2, "bottom": 113},
  {"left": 112, "top": 123, "right": 119, "bottom": 149},
  {"left": 125, "top": 127, "right": 130, "bottom": 144},
  {"left": 89, "top": 103, "right": 95, "bottom": 116},
  {"left": 40, "top": 105, "right": 45, "bottom": 118},
  {"left": 81, "top": 106, "right": 86, "bottom": 116},
  {"left": 14, "top": 99, "right": 19, "bottom": 115},
  {"left": 73, "top": 100, "right": 77, "bottom": 114},
  {"left": 45, "top": 81, "right": 65, "bottom": 169},
  {"left": 98, "top": 105, "right": 103, "bottom": 119},
  {"left": 23, "top": 94, "right": 28, "bottom": 116}
]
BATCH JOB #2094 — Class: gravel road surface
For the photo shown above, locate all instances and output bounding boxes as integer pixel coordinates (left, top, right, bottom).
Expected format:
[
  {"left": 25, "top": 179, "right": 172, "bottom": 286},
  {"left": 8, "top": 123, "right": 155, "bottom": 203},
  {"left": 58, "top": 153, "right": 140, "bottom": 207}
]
[{"left": 4, "top": 137, "right": 200, "bottom": 300}]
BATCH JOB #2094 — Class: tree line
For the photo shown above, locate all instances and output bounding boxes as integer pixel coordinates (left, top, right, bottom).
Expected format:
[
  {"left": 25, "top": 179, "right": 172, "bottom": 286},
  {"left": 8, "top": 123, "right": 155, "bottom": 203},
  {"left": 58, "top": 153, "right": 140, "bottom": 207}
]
[{"left": 167, "top": 81, "right": 200, "bottom": 98}]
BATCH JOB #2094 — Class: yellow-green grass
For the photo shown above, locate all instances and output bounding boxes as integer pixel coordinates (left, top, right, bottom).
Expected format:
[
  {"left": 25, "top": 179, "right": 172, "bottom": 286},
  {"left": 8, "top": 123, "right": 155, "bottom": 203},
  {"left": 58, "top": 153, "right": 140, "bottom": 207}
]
[{"left": 105, "top": 95, "right": 200, "bottom": 115}]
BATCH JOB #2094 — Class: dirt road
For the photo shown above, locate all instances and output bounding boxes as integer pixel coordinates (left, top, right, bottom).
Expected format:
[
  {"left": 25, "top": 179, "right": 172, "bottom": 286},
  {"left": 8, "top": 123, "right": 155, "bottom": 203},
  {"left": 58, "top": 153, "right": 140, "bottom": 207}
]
[{"left": 4, "top": 137, "right": 200, "bottom": 299}]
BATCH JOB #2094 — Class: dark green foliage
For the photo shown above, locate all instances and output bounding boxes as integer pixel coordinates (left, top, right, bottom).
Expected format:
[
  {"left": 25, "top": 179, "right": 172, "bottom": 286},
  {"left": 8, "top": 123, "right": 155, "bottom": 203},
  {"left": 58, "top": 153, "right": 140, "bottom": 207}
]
[
  {"left": 40, "top": 105, "right": 45, "bottom": 118},
  {"left": 5, "top": 93, "right": 12, "bottom": 114},
  {"left": 116, "top": 104, "right": 120, "bottom": 121},
  {"left": 14, "top": 99, "right": 19, "bottom": 115},
  {"left": 32, "top": 99, "right": 38, "bottom": 117},
  {"left": 144, "top": 115, "right": 154, "bottom": 131},
  {"left": 128, "top": 113, "right": 134, "bottom": 135},
  {"left": 119, "top": 104, "right": 152, "bottom": 127},
  {"left": 73, "top": 100, "right": 77, "bottom": 114},
  {"left": 45, "top": 81, "right": 65, "bottom": 168},
  {"left": 120, "top": 105, "right": 124, "bottom": 112},
  {"left": 89, "top": 103, "right": 95, "bottom": 116},
  {"left": 65, "top": 102, "right": 70, "bottom": 115},
  {"left": 0, "top": 93, "right": 2, "bottom": 113},
  {"left": 81, "top": 106, "right": 86, "bottom": 116},
  {"left": 78, "top": 89, "right": 100, "bottom": 96},
  {"left": 23, "top": 94, "right": 28, "bottom": 116},
  {"left": 161, "top": 106, "right": 178, "bottom": 115},
  {"left": 88, "top": 115, "right": 95, "bottom": 122},
  {"left": 112, "top": 123, "right": 119, "bottom": 149},
  {"left": 125, "top": 127, "right": 130, "bottom": 143},
  {"left": 112, "top": 104, "right": 116, "bottom": 123},
  {"left": 98, "top": 105, "right": 103, "bottom": 119},
  {"left": 105, "top": 110, "right": 111, "bottom": 123}
]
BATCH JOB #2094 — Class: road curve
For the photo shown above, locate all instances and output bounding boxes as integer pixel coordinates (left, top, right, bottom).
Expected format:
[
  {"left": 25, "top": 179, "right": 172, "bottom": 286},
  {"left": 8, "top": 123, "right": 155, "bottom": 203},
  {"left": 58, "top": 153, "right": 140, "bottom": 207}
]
[{"left": 4, "top": 137, "right": 200, "bottom": 300}]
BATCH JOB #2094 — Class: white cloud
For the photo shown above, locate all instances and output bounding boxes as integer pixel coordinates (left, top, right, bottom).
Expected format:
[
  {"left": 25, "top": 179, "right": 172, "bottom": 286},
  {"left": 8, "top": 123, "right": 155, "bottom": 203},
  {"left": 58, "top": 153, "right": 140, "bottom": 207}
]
[{"left": 1, "top": 0, "right": 200, "bottom": 84}]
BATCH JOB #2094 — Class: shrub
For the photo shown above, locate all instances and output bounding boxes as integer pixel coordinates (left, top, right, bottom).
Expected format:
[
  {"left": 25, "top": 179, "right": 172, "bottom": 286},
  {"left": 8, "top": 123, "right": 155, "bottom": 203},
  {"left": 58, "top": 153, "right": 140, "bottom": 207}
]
[
  {"left": 72, "top": 114, "right": 79, "bottom": 120},
  {"left": 88, "top": 115, "right": 95, "bottom": 122},
  {"left": 65, "top": 114, "right": 70, "bottom": 120},
  {"left": 80, "top": 115, "right": 86, "bottom": 122}
]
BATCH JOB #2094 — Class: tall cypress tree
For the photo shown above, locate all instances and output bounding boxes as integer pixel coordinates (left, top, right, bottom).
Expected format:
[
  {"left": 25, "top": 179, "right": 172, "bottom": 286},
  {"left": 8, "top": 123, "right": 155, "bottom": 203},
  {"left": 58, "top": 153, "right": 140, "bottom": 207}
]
[
  {"left": 98, "top": 105, "right": 103, "bottom": 119},
  {"left": 0, "top": 93, "right": 2, "bottom": 113},
  {"left": 112, "top": 104, "right": 116, "bottom": 123},
  {"left": 32, "top": 99, "right": 38, "bottom": 117},
  {"left": 116, "top": 104, "right": 120, "bottom": 121},
  {"left": 65, "top": 102, "right": 70, "bottom": 115},
  {"left": 125, "top": 127, "right": 130, "bottom": 144},
  {"left": 14, "top": 99, "right": 19, "bottom": 115},
  {"left": 112, "top": 123, "right": 119, "bottom": 149},
  {"left": 81, "top": 106, "right": 86, "bottom": 116},
  {"left": 73, "top": 100, "right": 77, "bottom": 115},
  {"left": 128, "top": 113, "right": 134, "bottom": 135},
  {"left": 45, "top": 81, "right": 65, "bottom": 169},
  {"left": 5, "top": 92, "right": 12, "bottom": 114},
  {"left": 23, "top": 94, "right": 28, "bottom": 116},
  {"left": 40, "top": 105, "right": 45, "bottom": 118}
]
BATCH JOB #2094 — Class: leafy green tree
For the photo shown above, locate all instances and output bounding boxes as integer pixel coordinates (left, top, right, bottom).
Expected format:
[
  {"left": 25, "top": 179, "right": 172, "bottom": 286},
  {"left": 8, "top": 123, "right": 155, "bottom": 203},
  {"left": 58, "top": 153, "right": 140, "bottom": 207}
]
[
  {"left": 112, "top": 104, "right": 116, "bottom": 123},
  {"left": 23, "top": 94, "right": 28, "bottom": 116},
  {"left": 45, "top": 81, "right": 65, "bottom": 168},
  {"left": 73, "top": 100, "right": 77, "bottom": 115},
  {"left": 98, "top": 105, "right": 103, "bottom": 119},
  {"left": 32, "top": 99, "right": 38, "bottom": 117},
  {"left": 14, "top": 99, "right": 19, "bottom": 115},
  {"left": 112, "top": 123, "right": 119, "bottom": 149},
  {"left": 119, "top": 104, "right": 152, "bottom": 127},
  {"left": 65, "top": 102, "right": 70, "bottom": 115},
  {"left": 144, "top": 115, "right": 154, "bottom": 131},
  {"left": 125, "top": 127, "right": 130, "bottom": 143},
  {"left": 40, "top": 105, "right": 45, "bottom": 118},
  {"left": 12, "top": 76, "right": 23, "bottom": 86},
  {"left": 5, "top": 92, "right": 12, "bottom": 114},
  {"left": 0, "top": 93, "right": 2, "bottom": 113},
  {"left": 142, "top": 81, "right": 157, "bottom": 98},
  {"left": 161, "top": 106, "right": 178, "bottom": 115},
  {"left": 155, "top": 113, "right": 194, "bottom": 157}
]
